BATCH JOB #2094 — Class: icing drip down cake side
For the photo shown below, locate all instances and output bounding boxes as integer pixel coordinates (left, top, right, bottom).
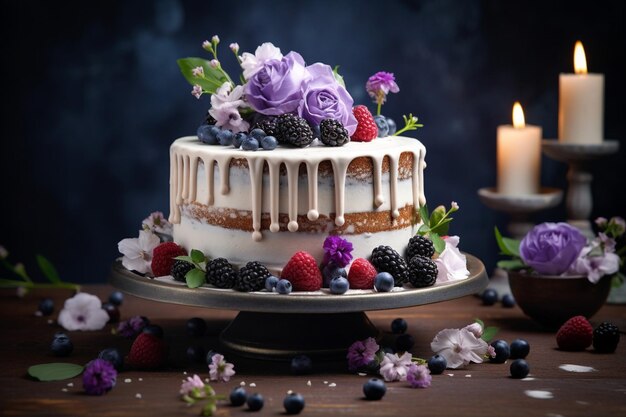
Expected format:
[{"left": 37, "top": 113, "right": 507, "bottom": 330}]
[{"left": 169, "top": 135, "right": 427, "bottom": 271}]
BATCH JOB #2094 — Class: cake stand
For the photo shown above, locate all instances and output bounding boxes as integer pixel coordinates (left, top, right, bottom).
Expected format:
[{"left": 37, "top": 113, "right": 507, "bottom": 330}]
[{"left": 110, "top": 255, "right": 487, "bottom": 360}]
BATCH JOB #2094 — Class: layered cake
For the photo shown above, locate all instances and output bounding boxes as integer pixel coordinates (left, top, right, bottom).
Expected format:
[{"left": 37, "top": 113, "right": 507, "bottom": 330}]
[{"left": 169, "top": 135, "right": 426, "bottom": 271}]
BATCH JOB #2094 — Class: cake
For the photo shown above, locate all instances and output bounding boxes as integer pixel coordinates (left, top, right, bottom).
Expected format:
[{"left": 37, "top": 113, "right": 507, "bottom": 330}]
[{"left": 169, "top": 135, "right": 426, "bottom": 271}]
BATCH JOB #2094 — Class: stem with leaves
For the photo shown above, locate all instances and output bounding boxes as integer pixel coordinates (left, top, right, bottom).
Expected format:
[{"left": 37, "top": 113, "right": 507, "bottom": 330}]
[
  {"left": 0, "top": 251, "right": 80, "bottom": 293},
  {"left": 394, "top": 113, "right": 424, "bottom": 137},
  {"left": 417, "top": 203, "right": 459, "bottom": 254}
]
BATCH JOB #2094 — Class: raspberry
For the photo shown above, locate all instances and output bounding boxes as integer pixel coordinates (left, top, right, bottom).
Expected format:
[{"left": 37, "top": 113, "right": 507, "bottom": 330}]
[
  {"left": 206, "top": 258, "right": 237, "bottom": 289},
  {"left": 170, "top": 260, "right": 194, "bottom": 282},
  {"left": 236, "top": 261, "right": 271, "bottom": 292},
  {"left": 556, "top": 315, "right": 593, "bottom": 351},
  {"left": 351, "top": 105, "right": 378, "bottom": 142},
  {"left": 281, "top": 251, "right": 323, "bottom": 291},
  {"left": 320, "top": 119, "right": 350, "bottom": 147},
  {"left": 407, "top": 255, "right": 438, "bottom": 288},
  {"left": 276, "top": 114, "right": 314, "bottom": 147},
  {"left": 126, "top": 332, "right": 167, "bottom": 370},
  {"left": 370, "top": 246, "right": 409, "bottom": 286},
  {"left": 406, "top": 235, "right": 435, "bottom": 260},
  {"left": 593, "top": 322, "right": 620, "bottom": 353},
  {"left": 151, "top": 242, "right": 187, "bottom": 277},
  {"left": 348, "top": 258, "right": 377, "bottom": 289}
]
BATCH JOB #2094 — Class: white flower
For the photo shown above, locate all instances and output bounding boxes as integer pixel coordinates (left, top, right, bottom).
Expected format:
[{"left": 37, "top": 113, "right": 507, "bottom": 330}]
[
  {"left": 430, "top": 328, "right": 488, "bottom": 369},
  {"left": 568, "top": 245, "right": 620, "bottom": 283},
  {"left": 180, "top": 374, "right": 205, "bottom": 396},
  {"left": 58, "top": 292, "right": 110, "bottom": 331},
  {"left": 434, "top": 236, "right": 470, "bottom": 282},
  {"left": 191, "top": 66, "right": 204, "bottom": 77},
  {"left": 240, "top": 42, "right": 283, "bottom": 80},
  {"left": 191, "top": 84, "right": 202, "bottom": 99},
  {"left": 451, "top": 201, "right": 459, "bottom": 210},
  {"left": 462, "top": 322, "right": 483, "bottom": 338},
  {"left": 142, "top": 211, "right": 173, "bottom": 235},
  {"left": 209, "top": 82, "right": 250, "bottom": 133},
  {"left": 118, "top": 230, "right": 160, "bottom": 275},
  {"left": 379, "top": 352, "right": 413, "bottom": 382}
]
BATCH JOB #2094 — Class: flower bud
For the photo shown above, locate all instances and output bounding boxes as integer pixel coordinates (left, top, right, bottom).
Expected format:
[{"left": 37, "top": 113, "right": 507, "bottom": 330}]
[
  {"left": 463, "top": 322, "right": 483, "bottom": 338},
  {"left": 211, "top": 35, "right": 220, "bottom": 44},
  {"left": 209, "top": 59, "right": 219, "bottom": 69},
  {"left": 610, "top": 216, "right": 625, "bottom": 236},
  {"left": 229, "top": 42, "right": 239, "bottom": 54},
  {"left": 202, "top": 40, "right": 212, "bottom": 51}
]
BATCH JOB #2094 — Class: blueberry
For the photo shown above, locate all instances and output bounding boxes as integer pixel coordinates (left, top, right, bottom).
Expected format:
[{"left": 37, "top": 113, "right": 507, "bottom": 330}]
[
  {"left": 373, "top": 115, "right": 389, "bottom": 137},
  {"left": 427, "top": 354, "right": 447, "bottom": 374},
  {"left": 310, "top": 124, "right": 321, "bottom": 139},
  {"left": 38, "top": 298, "right": 54, "bottom": 316},
  {"left": 102, "top": 302, "right": 120, "bottom": 323},
  {"left": 396, "top": 334, "right": 415, "bottom": 352},
  {"left": 249, "top": 128, "right": 266, "bottom": 141},
  {"left": 510, "top": 339, "right": 530, "bottom": 359},
  {"left": 108, "top": 291, "right": 124, "bottom": 306},
  {"left": 241, "top": 137, "right": 259, "bottom": 151},
  {"left": 329, "top": 277, "right": 349, "bottom": 294},
  {"left": 391, "top": 318, "right": 408, "bottom": 334},
  {"left": 510, "top": 359, "right": 530, "bottom": 379},
  {"left": 260, "top": 135, "right": 278, "bottom": 150},
  {"left": 233, "top": 132, "right": 247, "bottom": 148},
  {"left": 290, "top": 355, "right": 313, "bottom": 375},
  {"left": 186, "top": 345, "right": 206, "bottom": 363},
  {"left": 230, "top": 386, "right": 247, "bottom": 406},
  {"left": 276, "top": 279, "right": 293, "bottom": 295},
  {"left": 283, "top": 392, "right": 305, "bottom": 414},
  {"left": 51, "top": 334, "right": 73, "bottom": 357},
  {"left": 98, "top": 348, "right": 124, "bottom": 371},
  {"left": 374, "top": 272, "right": 394, "bottom": 292},
  {"left": 217, "top": 129, "right": 234, "bottom": 146},
  {"left": 197, "top": 125, "right": 219, "bottom": 144},
  {"left": 386, "top": 118, "right": 397, "bottom": 135},
  {"left": 501, "top": 294, "right": 516, "bottom": 308},
  {"left": 489, "top": 339, "right": 510, "bottom": 363},
  {"left": 322, "top": 263, "right": 347, "bottom": 287},
  {"left": 482, "top": 288, "right": 498, "bottom": 306},
  {"left": 186, "top": 317, "right": 207, "bottom": 337},
  {"left": 143, "top": 324, "right": 164, "bottom": 338},
  {"left": 246, "top": 393, "right": 264, "bottom": 411},
  {"left": 363, "top": 378, "right": 386, "bottom": 400},
  {"left": 265, "top": 275, "right": 279, "bottom": 291}
]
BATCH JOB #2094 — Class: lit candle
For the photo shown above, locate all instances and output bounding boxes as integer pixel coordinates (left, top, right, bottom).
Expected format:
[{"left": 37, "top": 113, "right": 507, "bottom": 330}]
[
  {"left": 558, "top": 41, "right": 604, "bottom": 143},
  {"left": 497, "top": 102, "right": 542, "bottom": 195}
]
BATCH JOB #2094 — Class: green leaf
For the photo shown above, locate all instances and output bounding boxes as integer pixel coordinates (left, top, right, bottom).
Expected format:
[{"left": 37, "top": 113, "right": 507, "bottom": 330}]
[
  {"left": 177, "top": 58, "right": 229, "bottom": 94},
  {"left": 36, "top": 255, "right": 61, "bottom": 284},
  {"left": 174, "top": 256, "right": 194, "bottom": 263},
  {"left": 474, "top": 318, "right": 485, "bottom": 328},
  {"left": 481, "top": 326, "right": 499, "bottom": 342},
  {"left": 418, "top": 205, "right": 430, "bottom": 228},
  {"left": 332, "top": 65, "right": 346, "bottom": 88},
  {"left": 190, "top": 249, "right": 205, "bottom": 264},
  {"left": 494, "top": 227, "right": 521, "bottom": 256},
  {"left": 418, "top": 224, "right": 430, "bottom": 234},
  {"left": 430, "top": 233, "right": 446, "bottom": 254},
  {"left": 496, "top": 259, "right": 526, "bottom": 270},
  {"left": 28, "top": 363, "right": 84, "bottom": 381},
  {"left": 185, "top": 268, "right": 206, "bottom": 288},
  {"left": 429, "top": 218, "right": 452, "bottom": 236},
  {"left": 429, "top": 205, "right": 446, "bottom": 228}
]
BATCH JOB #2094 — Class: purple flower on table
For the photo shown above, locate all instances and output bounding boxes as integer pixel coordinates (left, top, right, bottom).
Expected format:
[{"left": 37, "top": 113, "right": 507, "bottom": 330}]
[
  {"left": 379, "top": 352, "right": 412, "bottom": 382},
  {"left": 347, "top": 337, "right": 379, "bottom": 372},
  {"left": 406, "top": 363, "right": 432, "bottom": 388},
  {"left": 57, "top": 292, "right": 110, "bottom": 331},
  {"left": 180, "top": 374, "right": 206, "bottom": 397},
  {"left": 116, "top": 315, "right": 149, "bottom": 338},
  {"left": 322, "top": 236, "right": 353, "bottom": 268},
  {"left": 366, "top": 71, "right": 399, "bottom": 106},
  {"left": 298, "top": 63, "right": 357, "bottom": 136},
  {"left": 519, "top": 222, "right": 587, "bottom": 275},
  {"left": 83, "top": 358, "right": 117, "bottom": 395},
  {"left": 244, "top": 51, "right": 308, "bottom": 116},
  {"left": 208, "top": 353, "right": 235, "bottom": 382}
]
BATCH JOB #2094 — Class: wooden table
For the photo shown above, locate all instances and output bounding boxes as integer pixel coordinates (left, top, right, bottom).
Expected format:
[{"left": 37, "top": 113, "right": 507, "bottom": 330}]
[{"left": 1, "top": 286, "right": 625, "bottom": 416}]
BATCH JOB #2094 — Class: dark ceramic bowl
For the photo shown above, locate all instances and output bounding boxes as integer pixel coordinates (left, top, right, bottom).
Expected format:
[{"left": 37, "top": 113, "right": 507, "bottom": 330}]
[{"left": 508, "top": 271, "right": 612, "bottom": 329}]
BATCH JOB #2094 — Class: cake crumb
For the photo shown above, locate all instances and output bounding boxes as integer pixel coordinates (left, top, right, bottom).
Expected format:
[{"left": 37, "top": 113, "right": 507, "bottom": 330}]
[
  {"left": 47, "top": 319, "right": 54, "bottom": 324},
  {"left": 239, "top": 381, "right": 246, "bottom": 386},
  {"left": 357, "top": 372, "right": 367, "bottom": 376},
  {"left": 323, "top": 381, "right": 328, "bottom": 384},
  {"left": 61, "top": 388, "right": 68, "bottom": 392},
  {"left": 124, "top": 378, "right": 132, "bottom": 383},
  {"left": 287, "top": 390, "right": 293, "bottom": 395},
  {"left": 35, "top": 311, "right": 43, "bottom": 317},
  {"left": 447, "top": 373, "right": 454, "bottom": 377},
  {"left": 183, "top": 371, "right": 187, "bottom": 375},
  {"left": 138, "top": 378, "right": 143, "bottom": 382},
  {"left": 306, "top": 380, "right": 311, "bottom": 386},
  {"left": 135, "top": 393, "right": 142, "bottom": 399},
  {"left": 464, "top": 375, "right": 471, "bottom": 378},
  {"left": 67, "top": 382, "right": 74, "bottom": 387},
  {"left": 249, "top": 383, "right": 256, "bottom": 387},
  {"left": 329, "top": 383, "right": 337, "bottom": 387}
]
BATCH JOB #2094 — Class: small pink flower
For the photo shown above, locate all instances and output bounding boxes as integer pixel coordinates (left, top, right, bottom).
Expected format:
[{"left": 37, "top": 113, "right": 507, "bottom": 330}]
[
  {"left": 595, "top": 217, "right": 608, "bottom": 227},
  {"left": 191, "top": 84, "right": 203, "bottom": 99},
  {"left": 379, "top": 352, "right": 412, "bottom": 382},
  {"left": 406, "top": 363, "right": 431, "bottom": 388},
  {"left": 366, "top": 71, "right": 399, "bottom": 105},
  {"left": 211, "top": 35, "right": 220, "bottom": 44},
  {"left": 191, "top": 66, "right": 204, "bottom": 77},
  {"left": 347, "top": 337, "right": 379, "bottom": 372},
  {"left": 180, "top": 374, "right": 205, "bottom": 396},
  {"left": 208, "top": 354, "right": 235, "bottom": 382},
  {"left": 451, "top": 201, "right": 459, "bottom": 210},
  {"left": 229, "top": 43, "right": 239, "bottom": 54},
  {"left": 430, "top": 328, "right": 489, "bottom": 369},
  {"left": 463, "top": 322, "right": 483, "bottom": 338},
  {"left": 142, "top": 211, "right": 172, "bottom": 235},
  {"left": 202, "top": 40, "right": 211, "bottom": 50},
  {"left": 487, "top": 345, "right": 496, "bottom": 358},
  {"left": 209, "top": 59, "right": 219, "bottom": 69}
]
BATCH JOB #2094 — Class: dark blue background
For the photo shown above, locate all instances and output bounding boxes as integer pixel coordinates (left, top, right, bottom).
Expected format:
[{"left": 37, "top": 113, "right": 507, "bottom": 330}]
[{"left": 2, "top": 0, "right": 625, "bottom": 283}]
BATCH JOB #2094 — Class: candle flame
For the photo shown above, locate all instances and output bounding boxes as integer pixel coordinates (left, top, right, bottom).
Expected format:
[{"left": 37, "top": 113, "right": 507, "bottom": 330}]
[
  {"left": 512, "top": 102, "right": 525, "bottom": 129},
  {"left": 574, "top": 41, "right": 588, "bottom": 75}
]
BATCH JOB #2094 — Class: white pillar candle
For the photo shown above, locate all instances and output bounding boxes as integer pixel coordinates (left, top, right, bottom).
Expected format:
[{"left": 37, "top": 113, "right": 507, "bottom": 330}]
[
  {"left": 497, "top": 102, "right": 542, "bottom": 195},
  {"left": 558, "top": 41, "right": 604, "bottom": 144}
]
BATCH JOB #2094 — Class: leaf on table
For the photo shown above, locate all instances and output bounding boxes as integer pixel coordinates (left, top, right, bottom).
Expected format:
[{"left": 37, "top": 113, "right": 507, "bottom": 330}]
[{"left": 28, "top": 363, "right": 84, "bottom": 381}]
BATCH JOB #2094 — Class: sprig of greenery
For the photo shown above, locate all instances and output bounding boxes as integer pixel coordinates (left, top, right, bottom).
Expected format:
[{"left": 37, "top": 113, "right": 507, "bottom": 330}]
[
  {"left": 474, "top": 318, "right": 499, "bottom": 343},
  {"left": 175, "top": 249, "right": 210, "bottom": 289},
  {"left": 0, "top": 248, "right": 80, "bottom": 294},
  {"left": 417, "top": 203, "right": 459, "bottom": 254},
  {"left": 394, "top": 113, "right": 424, "bottom": 137},
  {"left": 493, "top": 227, "right": 526, "bottom": 270},
  {"left": 181, "top": 384, "right": 226, "bottom": 416}
]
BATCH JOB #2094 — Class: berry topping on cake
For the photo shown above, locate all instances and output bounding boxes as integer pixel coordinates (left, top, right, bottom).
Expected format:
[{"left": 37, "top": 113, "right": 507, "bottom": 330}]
[
  {"left": 170, "top": 259, "right": 195, "bottom": 282},
  {"left": 371, "top": 245, "right": 409, "bottom": 285},
  {"left": 320, "top": 119, "right": 350, "bottom": 147},
  {"left": 593, "top": 322, "right": 620, "bottom": 353},
  {"left": 281, "top": 251, "right": 323, "bottom": 291},
  {"left": 373, "top": 115, "right": 389, "bottom": 137},
  {"left": 374, "top": 272, "right": 394, "bottom": 292},
  {"left": 407, "top": 255, "right": 438, "bottom": 288},
  {"left": 276, "top": 114, "right": 315, "bottom": 147},
  {"left": 127, "top": 332, "right": 168, "bottom": 370},
  {"left": 260, "top": 135, "right": 278, "bottom": 150},
  {"left": 206, "top": 258, "right": 237, "bottom": 289},
  {"left": 406, "top": 235, "right": 435, "bottom": 260},
  {"left": 386, "top": 117, "right": 397, "bottom": 135},
  {"left": 351, "top": 105, "right": 378, "bottom": 142},
  {"left": 236, "top": 261, "right": 271, "bottom": 292},
  {"left": 556, "top": 315, "right": 593, "bottom": 351},
  {"left": 347, "top": 258, "right": 377, "bottom": 289},
  {"left": 254, "top": 118, "right": 278, "bottom": 137},
  {"left": 151, "top": 242, "right": 187, "bottom": 277},
  {"left": 329, "top": 276, "right": 350, "bottom": 294}
]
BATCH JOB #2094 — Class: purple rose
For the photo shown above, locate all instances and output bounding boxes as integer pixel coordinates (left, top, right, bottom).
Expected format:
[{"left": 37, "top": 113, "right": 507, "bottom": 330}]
[
  {"left": 298, "top": 63, "right": 358, "bottom": 135},
  {"left": 244, "top": 51, "right": 308, "bottom": 116},
  {"left": 519, "top": 222, "right": 587, "bottom": 275}
]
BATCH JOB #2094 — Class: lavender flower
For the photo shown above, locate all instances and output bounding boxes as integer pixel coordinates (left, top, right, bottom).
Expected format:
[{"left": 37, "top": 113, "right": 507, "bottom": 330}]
[
  {"left": 366, "top": 71, "right": 399, "bottom": 114},
  {"left": 191, "top": 84, "right": 203, "bottom": 99},
  {"left": 83, "top": 359, "right": 117, "bottom": 395},
  {"left": 519, "top": 222, "right": 587, "bottom": 275},
  {"left": 209, "top": 82, "right": 250, "bottom": 133},
  {"left": 322, "top": 236, "right": 353, "bottom": 268},
  {"left": 116, "top": 315, "right": 149, "bottom": 338},
  {"left": 191, "top": 66, "right": 204, "bottom": 77},
  {"left": 229, "top": 43, "right": 239, "bottom": 54},
  {"left": 208, "top": 353, "right": 235, "bottom": 382},
  {"left": 180, "top": 374, "right": 206, "bottom": 397},
  {"left": 406, "top": 363, "right": 432, "bottom": 388},
  {"left": 379, "top": 352, "right": 412, "bottom": 382},
  {"left": 209, "top": 59, "right": 219, "bottom": 69},
  {"left": 347, "top": 337, "right": 379, "bottom": 372}
]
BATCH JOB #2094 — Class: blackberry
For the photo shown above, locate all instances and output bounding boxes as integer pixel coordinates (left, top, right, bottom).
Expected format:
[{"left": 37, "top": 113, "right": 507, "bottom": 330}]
[
  {"left": 236, "top": 261, "right": 271, "bottom": 292},
  {"left": 206, "top": 258, "right": 237, "bottom": 289},
  {"left": 370, "top": 246, "right": 409, "bottom": 286},
  {"left": 407, "top": 255, "right": 437, "bottom": 288},
  {"left": 204, "top": 112, "right": 217, "bottom": 125},
  {"left": 593, "top": 322, "right": 620, "bottom": 353},
  {"left": 170, "top": 260, "right": 195, "bottom": 282},
  {"left": 254, "top": 118, "right": 278, "bottom": 137},
  {"left": 319, "top": 119, "right": 350, "bottom": 147},
  {"left": 406, "top": 235, "right": 435, "bottom": 260},
  {"left": 276, "top": 114, "right": 314, "bottom": 147}
]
